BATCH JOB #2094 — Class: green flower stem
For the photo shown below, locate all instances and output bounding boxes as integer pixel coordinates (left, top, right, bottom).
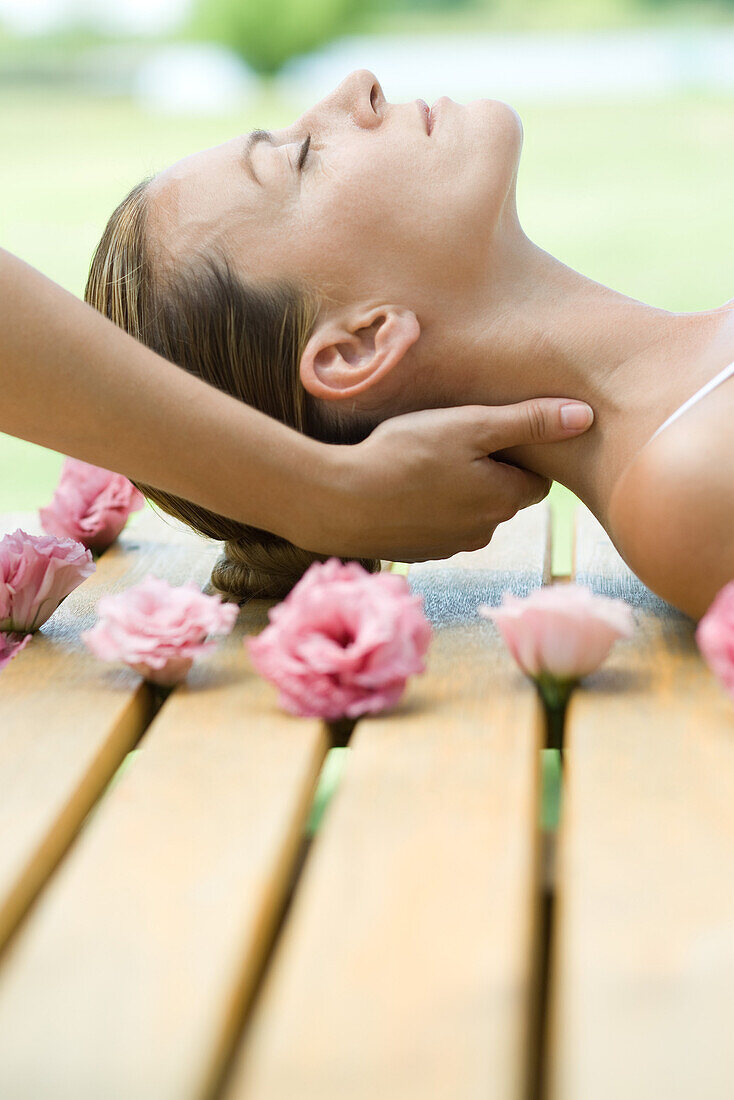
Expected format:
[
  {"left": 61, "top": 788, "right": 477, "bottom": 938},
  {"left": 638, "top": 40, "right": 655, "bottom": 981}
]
[
  {"left": 534, "top": 674, "right": 578, "bottom": 756},
  {"left": 540, "top": 749, "right": 563, "bottom": 831},
  {"left": 534, "top": 676, "right": 578, "bottom": 831},
  {"left": 546, "top": 703, "right": 566, "bottom": 754},
  {"left": 327, "top": 716, "right": 357, "bottom": 748}
]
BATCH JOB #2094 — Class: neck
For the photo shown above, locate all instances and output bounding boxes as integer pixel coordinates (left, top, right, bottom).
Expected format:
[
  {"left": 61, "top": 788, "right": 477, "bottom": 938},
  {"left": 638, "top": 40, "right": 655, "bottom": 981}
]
[{"left": 433, "top": 226, "right": 731, "bottom": 522}]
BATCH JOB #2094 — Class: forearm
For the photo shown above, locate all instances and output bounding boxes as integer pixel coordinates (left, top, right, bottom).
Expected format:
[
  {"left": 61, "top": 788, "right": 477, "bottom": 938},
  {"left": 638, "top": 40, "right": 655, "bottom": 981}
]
[{"left": 0, "top": 250, "right": 320, "bottom": 533}]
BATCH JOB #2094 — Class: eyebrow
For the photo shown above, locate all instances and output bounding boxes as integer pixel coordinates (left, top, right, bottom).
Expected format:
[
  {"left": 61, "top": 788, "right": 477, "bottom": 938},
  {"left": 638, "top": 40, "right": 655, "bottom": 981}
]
[{"left": 242, "top": 129, "right": 274, "bottom": 186}]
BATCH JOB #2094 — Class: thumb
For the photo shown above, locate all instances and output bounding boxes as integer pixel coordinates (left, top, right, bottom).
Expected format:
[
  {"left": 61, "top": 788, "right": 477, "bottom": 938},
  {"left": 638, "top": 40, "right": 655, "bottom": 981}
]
[{"left": 472, "top": 398, "right": 594, "bottom": 452}]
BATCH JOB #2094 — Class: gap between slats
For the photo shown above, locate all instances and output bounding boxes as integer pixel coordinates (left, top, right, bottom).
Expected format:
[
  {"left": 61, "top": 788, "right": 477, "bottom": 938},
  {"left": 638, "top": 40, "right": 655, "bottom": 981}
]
[
  {"left": 212, "top": 503, "right": 550, "bottom": 1100},
  {"left": 1, "top": 506, "right": 556, "bottom": 1100},
  {"left": 0, "top": 522, "right": 397, "bottom": 1100},
  {"left": 0, "top": 508, "right": 221, "bottom": 954},
  {"left": 545, "top": 507, "right": 734, "bottom": 1100}
]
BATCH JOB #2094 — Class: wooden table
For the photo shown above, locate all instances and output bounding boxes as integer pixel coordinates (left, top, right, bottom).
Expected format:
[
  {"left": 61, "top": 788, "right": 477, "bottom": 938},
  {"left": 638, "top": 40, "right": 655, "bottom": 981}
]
[{"left": 0, "top": 502, "right": 732, "bottom": 1099}]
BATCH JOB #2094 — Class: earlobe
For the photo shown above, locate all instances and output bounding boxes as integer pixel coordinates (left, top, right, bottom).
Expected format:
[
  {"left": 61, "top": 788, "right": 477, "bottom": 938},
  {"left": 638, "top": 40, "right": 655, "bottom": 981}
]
[{"left": 300, "top": 306, "right": 420, "bottom": 402}]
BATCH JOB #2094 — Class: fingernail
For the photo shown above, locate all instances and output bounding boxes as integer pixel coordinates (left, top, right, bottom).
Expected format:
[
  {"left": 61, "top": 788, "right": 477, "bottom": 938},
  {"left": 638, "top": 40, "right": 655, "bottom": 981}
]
[{"left": 560, "top": 403, "right": 594, "bottom": 431}]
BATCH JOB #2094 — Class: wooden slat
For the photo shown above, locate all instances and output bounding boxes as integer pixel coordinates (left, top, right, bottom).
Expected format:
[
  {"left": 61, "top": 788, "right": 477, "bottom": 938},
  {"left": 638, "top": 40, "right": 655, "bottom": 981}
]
[
  {"left": 548, "top": 507, "right": 734, "bottom": 1099},
  {"left": 222, "top": 504, "right": 550, "bottom": 1100},
  {"left": 0, "top": 508, "right": 220, "bottom": 948},
  {"left": 0, "top": 572, "right": 329, "bottom": 1098}
]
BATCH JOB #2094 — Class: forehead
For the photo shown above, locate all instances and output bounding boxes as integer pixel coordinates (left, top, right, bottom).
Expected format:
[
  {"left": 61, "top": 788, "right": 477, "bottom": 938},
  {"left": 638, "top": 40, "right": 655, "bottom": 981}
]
[{"left": 147, "top": 137, "right": 262, "bottom": 261}]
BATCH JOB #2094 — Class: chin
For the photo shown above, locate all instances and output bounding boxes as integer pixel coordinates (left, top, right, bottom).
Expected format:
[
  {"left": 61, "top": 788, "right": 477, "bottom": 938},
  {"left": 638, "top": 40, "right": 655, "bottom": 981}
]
[
  {"left": 464, "top": 99, "right": 523, "bottom": 228},
  {"left": 475, "top": 96, "right": 524, "bottom": 156}
]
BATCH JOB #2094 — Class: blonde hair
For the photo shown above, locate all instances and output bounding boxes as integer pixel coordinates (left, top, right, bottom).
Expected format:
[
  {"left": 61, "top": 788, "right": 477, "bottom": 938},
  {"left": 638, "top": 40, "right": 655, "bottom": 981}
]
[{"left": 85, "top": 179, "right": 380, "bottom": 600}]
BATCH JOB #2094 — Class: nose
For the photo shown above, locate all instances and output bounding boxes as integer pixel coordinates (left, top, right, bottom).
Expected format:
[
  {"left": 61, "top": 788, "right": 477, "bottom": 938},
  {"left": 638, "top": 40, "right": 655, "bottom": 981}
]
[
  {"left": 307, "top": 68, "right": 384, "bottom": 133},
  {"left": 343, "top": 69, "right": 383, "bottom": 124}
]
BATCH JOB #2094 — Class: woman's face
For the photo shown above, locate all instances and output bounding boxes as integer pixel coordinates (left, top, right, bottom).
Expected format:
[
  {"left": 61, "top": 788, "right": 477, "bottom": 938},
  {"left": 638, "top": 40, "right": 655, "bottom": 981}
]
[{"left": 148, "top": 69, "right": 524, "bottom": 314}]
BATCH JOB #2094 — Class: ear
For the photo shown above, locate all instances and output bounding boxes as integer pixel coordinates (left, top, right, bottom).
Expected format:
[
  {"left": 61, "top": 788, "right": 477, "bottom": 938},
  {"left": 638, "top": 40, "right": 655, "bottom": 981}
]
[{"left": 299, "top": 305, "right": 420, "bottom": 402}]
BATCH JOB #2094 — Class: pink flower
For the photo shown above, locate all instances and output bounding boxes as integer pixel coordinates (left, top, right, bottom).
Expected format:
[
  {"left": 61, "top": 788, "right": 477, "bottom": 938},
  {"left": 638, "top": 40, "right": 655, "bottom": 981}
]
[
  {"left": 0, "top": 631, "right": 32, "bottom": 671},
  {"left": 696, "top": 580, "right": 734, "bottom": 700},
  {"left": 81, "top": 574, "right": 239, "bottom": 686},
  {"left": 245, "top": 558, "right": 432, "bottom": 720},
  {"left": 39, "top": 458, "right": 145, "bottom": 552},
  {"left": 479, "top": 583, "right": 634, "bottom": 682},
  {"left": 0, "top": 529, "right": 95, "bottom": 632}
]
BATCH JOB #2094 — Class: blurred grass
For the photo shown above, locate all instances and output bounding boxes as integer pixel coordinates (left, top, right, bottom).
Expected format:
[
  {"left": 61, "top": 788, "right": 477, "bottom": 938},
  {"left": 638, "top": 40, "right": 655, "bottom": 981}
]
[
  {"left": 1, "top": 87, "right": 733, "bottom": 571},
  {"left": 380, "top": 0, "right": 734, "bottom": 32}
]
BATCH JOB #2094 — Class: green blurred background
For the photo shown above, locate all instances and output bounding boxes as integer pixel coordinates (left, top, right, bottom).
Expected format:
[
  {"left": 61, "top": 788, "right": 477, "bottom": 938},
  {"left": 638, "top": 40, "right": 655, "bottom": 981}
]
[{"left": 1, "top": 0, "right": 733, "bottom": 572}]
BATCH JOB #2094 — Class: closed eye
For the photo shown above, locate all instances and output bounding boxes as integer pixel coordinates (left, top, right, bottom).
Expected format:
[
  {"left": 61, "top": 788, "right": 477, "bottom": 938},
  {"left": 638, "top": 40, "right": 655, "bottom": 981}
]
[{"left": 297, "top": 133, "right": 311, "bottom": 171}]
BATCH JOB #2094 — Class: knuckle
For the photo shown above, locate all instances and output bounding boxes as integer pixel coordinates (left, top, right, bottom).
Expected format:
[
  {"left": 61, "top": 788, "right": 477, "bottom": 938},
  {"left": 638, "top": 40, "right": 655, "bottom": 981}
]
[
  {"left": 477, "top": 523, "right": 499, "bottom": 546},
  {"left": 524, "top": 474, "right": 552, "bottom": 506},
  {"left": 525, "top": 402, "right": 548, "bottom": 443},
  {"left": 498, "top": 500, "right": 520, "bottom": 523}
]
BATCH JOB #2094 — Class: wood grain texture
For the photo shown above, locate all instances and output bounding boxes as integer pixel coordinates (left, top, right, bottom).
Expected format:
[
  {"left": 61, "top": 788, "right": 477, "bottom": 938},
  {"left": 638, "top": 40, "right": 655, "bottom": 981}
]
[
  {"left": 0, "top": 509, "right": 220, "bottom": 949},
  {"left": 548, "top": 506, "right": 734, "bottom": 1100},
  {"left": 223, "top": 504, "right": 550, "bottom": 1100},
  {"left": 0, "top": 565, "right": 329, "bottom": 1100}
]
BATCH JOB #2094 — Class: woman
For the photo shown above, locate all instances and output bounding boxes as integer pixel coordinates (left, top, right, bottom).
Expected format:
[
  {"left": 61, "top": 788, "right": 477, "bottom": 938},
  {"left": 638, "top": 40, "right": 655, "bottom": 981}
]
[{"left": 86, "top": 69, "right": 733, "bottom": 617}]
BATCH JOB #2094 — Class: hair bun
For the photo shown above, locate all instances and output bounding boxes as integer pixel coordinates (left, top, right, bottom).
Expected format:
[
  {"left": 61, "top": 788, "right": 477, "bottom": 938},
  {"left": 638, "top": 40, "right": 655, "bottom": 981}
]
[
  {"left": 211, "top": 537, "right": 322, "bottom": 601},
  {"left": 211, "top": 536, "right": 381, "bottom": 602}
]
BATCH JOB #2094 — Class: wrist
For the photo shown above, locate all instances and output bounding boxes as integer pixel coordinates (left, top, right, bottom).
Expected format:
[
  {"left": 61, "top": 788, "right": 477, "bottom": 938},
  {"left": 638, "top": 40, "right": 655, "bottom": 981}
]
[
  {"left": 189, "top": 405, "right": 320, "bottom": 541},
  {"left": 281, "top": 440, "right": 361, "bottom": 552},
  {"left": 261, "top": 432, "right": 326, "bottom": 541}
]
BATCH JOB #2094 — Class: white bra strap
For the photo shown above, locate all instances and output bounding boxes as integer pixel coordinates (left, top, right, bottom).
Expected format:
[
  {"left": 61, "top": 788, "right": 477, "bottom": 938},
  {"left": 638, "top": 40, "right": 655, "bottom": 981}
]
[{"left": 650, "top": 359, "right": 734, "bottom": 441}]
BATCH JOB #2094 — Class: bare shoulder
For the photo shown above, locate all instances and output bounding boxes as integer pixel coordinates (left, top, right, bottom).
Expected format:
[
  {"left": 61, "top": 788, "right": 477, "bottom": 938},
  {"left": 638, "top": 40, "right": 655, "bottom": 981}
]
[{"left": 608, "top": 388, "right": 734, "bottom": 619}]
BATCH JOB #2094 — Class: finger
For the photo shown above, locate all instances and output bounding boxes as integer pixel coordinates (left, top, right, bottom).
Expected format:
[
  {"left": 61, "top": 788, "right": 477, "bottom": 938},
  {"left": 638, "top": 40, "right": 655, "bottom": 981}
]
[
  {"left": 477, "top": 457, "right": 551, "bottom": 515},
  {"left": 466, "top": 398, "right": 594, "bottom": 453}
]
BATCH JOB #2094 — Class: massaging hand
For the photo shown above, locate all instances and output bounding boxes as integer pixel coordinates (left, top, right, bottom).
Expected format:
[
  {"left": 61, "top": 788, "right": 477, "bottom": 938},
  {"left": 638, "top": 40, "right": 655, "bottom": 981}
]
[
  {"left": 294, "top": 399, "right": 594, "bottom": 562},
  {"left": 1, "top": 253, "right": 592, "bottom": 566}
]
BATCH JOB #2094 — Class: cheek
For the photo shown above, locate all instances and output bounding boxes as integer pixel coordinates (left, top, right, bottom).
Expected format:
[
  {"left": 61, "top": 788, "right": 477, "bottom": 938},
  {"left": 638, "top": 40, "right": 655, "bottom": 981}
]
[{"left": 291, "top": 171, "right": 415, "bottom": 295}]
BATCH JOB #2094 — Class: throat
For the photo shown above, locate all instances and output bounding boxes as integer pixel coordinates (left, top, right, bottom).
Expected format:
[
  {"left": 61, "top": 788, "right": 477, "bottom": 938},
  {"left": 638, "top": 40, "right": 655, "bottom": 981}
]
[{"left": 493, "top": 309, "right": 734, "bottom": 526}]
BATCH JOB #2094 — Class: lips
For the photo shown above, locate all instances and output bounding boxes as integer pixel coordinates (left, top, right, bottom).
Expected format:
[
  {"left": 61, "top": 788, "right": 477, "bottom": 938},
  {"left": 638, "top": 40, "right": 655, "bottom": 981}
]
[
  {"left": 417, "top": 98, "right": 432, "bottom": 136},
  {"left": 429, "top": 100, "right": 441, "bottom": 133}
]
